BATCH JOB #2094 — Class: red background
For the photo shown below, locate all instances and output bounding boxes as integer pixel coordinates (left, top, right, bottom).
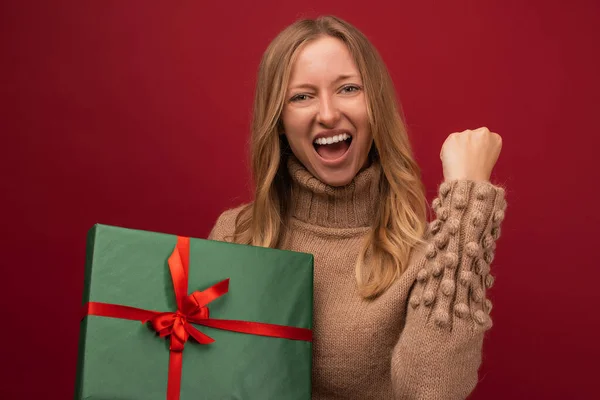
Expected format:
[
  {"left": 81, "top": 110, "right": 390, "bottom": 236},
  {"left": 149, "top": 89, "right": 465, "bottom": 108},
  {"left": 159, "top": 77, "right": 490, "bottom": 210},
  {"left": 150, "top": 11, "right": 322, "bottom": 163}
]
[{"left": 1, "top": 1, "right": 598, "bottom": 398}]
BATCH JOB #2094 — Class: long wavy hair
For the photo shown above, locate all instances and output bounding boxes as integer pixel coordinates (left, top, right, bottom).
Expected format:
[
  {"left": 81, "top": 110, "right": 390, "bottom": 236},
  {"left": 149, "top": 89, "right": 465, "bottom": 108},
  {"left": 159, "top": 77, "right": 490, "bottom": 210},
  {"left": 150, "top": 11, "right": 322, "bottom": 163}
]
[{"left": 232, "top": 15, "right": 428, "bottom": 299}]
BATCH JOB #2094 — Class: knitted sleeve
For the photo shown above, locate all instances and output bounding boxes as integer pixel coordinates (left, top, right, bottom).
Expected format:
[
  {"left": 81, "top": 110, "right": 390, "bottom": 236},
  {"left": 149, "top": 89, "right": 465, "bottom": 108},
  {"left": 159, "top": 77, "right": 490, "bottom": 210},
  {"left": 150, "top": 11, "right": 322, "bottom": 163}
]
[{"left": 391, "top": 180, "right": 507, "bottom": 400}]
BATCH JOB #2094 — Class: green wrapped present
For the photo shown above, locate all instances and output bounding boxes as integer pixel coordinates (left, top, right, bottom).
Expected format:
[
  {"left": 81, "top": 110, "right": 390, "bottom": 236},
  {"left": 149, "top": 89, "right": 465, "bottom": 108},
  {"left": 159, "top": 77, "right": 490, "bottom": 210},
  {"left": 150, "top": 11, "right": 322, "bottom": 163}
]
[{"left": 75, "top": 224, "right": 313, "bottom": 400}]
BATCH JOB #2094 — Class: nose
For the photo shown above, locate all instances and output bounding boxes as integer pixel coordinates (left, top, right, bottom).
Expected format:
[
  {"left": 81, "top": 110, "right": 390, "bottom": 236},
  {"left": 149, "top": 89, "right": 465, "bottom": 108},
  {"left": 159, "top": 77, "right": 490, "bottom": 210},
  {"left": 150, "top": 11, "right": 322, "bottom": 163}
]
[{"left": 316, "top": 95, "right": 341, "bottom": 128}]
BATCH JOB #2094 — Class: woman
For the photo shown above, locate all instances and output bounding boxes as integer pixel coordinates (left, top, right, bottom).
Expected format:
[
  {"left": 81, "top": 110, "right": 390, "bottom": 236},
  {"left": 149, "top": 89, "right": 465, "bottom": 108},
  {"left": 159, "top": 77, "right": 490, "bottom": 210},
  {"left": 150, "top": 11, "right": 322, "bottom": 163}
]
[{"left": 209, "top": 15, "right": 506, "bottom": 400}]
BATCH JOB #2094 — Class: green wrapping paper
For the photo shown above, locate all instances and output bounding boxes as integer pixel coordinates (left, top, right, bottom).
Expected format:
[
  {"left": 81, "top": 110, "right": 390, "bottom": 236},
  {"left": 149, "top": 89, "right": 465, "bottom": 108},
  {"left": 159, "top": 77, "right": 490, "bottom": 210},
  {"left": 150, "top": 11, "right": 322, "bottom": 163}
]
[{"left": 75, "top": 224, "right": 314, "bottom": 400}]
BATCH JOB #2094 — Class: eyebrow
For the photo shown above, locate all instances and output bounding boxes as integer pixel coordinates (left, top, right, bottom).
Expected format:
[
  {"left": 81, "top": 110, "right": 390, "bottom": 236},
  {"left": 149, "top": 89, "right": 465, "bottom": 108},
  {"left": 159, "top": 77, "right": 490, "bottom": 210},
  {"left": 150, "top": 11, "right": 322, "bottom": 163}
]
[{"left": 289, "top": 74, "right": 360, "bottom": 90}]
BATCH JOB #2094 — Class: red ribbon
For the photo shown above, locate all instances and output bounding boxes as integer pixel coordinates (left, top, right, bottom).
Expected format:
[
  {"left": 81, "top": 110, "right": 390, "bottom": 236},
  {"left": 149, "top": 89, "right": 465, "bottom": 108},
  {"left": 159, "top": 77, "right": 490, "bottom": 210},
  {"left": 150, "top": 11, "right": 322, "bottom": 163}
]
[{"left": 82, "top": 236, "right": 312, "bottom": 400}]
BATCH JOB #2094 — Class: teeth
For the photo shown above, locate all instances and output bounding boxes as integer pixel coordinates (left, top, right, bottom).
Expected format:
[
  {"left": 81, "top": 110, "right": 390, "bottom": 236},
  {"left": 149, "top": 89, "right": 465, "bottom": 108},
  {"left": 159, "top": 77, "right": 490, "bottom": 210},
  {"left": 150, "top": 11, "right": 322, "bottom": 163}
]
[{"left": 314, "top": 133, "right": 350, "bottom": 145}]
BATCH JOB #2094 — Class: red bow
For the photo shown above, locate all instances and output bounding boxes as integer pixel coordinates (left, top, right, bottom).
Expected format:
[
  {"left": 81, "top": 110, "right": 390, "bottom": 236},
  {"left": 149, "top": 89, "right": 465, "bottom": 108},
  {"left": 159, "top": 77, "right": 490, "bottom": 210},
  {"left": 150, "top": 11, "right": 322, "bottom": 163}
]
[
  {"left": 82, "top": 236, "right": 312, "bottom": 400},
  {"left": 146, "top": 279, "right": 229, "bottom": 349}
]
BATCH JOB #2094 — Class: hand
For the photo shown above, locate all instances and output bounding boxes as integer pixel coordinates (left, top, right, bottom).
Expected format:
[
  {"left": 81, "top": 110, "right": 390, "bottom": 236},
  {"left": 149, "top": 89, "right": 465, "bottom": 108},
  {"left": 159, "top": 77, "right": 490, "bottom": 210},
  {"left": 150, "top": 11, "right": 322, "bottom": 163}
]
[{"left": 440, "top": 127, "right": 502, "bottom": 182}]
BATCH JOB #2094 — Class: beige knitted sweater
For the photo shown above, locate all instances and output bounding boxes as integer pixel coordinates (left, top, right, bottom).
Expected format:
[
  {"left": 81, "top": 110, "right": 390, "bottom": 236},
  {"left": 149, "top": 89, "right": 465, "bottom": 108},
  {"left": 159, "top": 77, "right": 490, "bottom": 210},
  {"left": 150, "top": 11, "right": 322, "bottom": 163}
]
[{"left": 208, "top": 157, "right": 507, "bottom": 400}]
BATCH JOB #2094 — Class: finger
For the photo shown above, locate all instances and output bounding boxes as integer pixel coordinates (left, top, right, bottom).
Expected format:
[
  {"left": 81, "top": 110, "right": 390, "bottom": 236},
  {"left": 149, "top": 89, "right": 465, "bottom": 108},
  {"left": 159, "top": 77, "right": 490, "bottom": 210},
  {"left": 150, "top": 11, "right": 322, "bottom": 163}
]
[{"left": 494, "top": 133, "right": 503, "bottom": 147}]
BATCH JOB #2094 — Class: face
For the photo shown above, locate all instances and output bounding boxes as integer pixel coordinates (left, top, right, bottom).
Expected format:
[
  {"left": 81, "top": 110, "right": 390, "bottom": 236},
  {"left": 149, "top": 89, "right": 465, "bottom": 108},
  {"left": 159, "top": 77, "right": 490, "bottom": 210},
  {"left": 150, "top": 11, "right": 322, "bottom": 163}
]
[{"left": 281, "top": 36, "right": 373, "bottom": 187}]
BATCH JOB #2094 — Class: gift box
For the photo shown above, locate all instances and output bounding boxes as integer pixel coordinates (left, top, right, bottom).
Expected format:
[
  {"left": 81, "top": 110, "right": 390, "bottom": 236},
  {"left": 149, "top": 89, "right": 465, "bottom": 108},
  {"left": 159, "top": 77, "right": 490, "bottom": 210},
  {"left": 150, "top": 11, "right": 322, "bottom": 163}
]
[{"left": 75, "top": 224, "right": 313, "bottom": 400}]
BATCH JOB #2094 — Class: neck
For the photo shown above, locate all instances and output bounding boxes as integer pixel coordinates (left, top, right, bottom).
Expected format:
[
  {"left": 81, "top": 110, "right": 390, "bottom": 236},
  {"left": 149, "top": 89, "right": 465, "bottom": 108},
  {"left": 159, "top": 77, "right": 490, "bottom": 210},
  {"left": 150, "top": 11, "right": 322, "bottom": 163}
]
[{"left": 286, "top": 156, "right": 381, "bottom": 229}]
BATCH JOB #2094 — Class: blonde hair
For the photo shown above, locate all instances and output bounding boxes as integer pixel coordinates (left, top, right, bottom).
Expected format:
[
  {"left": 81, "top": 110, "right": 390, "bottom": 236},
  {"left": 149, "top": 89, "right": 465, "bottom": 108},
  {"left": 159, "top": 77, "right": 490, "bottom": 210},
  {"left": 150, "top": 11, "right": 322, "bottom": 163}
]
[{"left": 233, "top": 15, "right": 428, "bottom": 298}]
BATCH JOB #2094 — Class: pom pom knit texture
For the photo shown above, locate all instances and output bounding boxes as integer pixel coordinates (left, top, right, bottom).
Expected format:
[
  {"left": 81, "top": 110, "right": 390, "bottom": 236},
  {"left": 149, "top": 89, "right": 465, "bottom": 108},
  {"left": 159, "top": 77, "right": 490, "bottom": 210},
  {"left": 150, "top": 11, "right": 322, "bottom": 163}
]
[{"left": 209, "top": 157, "right": 507, "bottom": 400}]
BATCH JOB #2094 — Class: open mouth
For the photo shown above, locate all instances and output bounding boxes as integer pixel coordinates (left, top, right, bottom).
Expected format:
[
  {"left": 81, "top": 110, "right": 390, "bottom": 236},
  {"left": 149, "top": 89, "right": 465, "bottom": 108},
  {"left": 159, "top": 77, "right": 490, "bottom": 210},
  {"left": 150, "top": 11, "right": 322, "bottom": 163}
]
[{"left": 313, "top": 133, "right": 353, "bottom": 161}]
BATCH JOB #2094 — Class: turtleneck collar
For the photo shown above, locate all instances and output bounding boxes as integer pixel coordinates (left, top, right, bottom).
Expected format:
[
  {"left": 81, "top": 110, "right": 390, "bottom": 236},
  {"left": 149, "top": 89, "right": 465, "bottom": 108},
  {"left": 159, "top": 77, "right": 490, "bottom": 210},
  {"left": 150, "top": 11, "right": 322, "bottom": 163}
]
[{"left": 287, "top": 155, "right": 381, "bottom": 229}]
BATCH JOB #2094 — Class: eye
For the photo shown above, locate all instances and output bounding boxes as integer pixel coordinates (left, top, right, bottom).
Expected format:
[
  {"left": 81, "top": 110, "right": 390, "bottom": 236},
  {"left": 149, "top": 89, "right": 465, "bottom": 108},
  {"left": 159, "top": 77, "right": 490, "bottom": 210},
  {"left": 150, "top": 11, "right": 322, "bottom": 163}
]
[
  {"left": 340, "top": 85, "right": 361, "bottom": 94},
  {"left": 290, "top": 94, "right": 309, "bottom": 102}
]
